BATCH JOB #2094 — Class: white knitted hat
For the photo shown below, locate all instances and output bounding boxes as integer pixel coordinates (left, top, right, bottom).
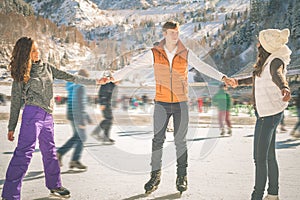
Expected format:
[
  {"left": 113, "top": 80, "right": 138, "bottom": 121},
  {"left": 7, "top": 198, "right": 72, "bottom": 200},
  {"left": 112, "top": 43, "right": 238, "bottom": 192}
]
[{"left": 258, "top": 28, "right": 290, "bottom": 53}]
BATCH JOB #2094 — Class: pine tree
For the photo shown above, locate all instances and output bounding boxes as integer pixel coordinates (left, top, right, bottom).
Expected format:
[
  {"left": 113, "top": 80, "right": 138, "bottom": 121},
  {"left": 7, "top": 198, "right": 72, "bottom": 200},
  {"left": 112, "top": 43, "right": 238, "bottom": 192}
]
[
  {"left": 250, "top": 0, "right": 263, "bottom": 28},
  {"left": 292, "top": 0, "right": 300, "bottom": 39},
  {"left": 194, "top": 25, "right": 198, "bottom": 33}
]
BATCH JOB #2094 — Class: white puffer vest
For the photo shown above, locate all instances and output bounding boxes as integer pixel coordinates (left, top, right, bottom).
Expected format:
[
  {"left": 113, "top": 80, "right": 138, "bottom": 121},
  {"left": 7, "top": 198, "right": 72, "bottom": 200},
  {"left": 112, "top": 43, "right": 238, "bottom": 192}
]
[{"left": 255, "top": 45, "right": 291, "bottom": 117}]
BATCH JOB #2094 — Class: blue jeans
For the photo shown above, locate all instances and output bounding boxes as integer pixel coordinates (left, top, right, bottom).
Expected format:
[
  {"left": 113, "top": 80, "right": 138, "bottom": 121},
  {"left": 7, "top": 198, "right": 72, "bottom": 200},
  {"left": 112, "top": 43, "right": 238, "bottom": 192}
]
[
  {"left": 151, "top": 101, "right": 189, "bottom": 176},
  {"left": 57, "top": 120, "right": 87, "bottom": 161},
  {"left": 251, "top": 111, "right": 283, "bottom": 200}
]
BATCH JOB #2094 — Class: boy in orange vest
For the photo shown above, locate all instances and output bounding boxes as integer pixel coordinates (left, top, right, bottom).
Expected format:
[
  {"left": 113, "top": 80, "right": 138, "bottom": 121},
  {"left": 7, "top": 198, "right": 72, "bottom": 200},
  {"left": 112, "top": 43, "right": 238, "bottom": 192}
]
[{"left": 113, "top": 21, "right": 234, "bottom": 194}]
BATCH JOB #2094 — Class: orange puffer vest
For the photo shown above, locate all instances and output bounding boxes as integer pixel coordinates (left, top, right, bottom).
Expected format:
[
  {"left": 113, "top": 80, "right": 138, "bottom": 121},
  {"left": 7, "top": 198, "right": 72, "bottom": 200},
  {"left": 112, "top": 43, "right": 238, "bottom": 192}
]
[{"left": 151, "top": 39, "right": 188, "bottom": 103}]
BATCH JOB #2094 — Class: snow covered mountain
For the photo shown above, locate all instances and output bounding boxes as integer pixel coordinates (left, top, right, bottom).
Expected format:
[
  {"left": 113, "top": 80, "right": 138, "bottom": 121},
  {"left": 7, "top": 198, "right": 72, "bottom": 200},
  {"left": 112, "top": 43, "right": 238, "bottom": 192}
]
[
  {"left": 3, "top": 0, "right": 250, "bottom": 76},
  {"left": 25, "top": 0, "right": 122, "bottom": 29},
  {"left": 25, "top": 0, "right": 249, "bottom": 39},
  {"left": 2, "top": 0, "right": 299, "bottom": 87},
  {"left": 94, "top": 0, "right": 153, "bottom": 10}
]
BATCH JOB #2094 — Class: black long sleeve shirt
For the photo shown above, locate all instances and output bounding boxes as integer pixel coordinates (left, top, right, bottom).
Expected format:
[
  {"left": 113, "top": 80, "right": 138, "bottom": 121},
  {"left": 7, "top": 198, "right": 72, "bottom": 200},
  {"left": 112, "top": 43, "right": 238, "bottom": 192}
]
[{"left": 98, "top": 82, "right": 116, "bottom": 106}]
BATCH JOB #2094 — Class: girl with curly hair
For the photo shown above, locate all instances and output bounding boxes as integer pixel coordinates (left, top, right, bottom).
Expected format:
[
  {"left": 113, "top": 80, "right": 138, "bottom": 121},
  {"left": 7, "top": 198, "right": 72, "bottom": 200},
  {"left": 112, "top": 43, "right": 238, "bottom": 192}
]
[{"left": 2, "top": 37, "right": 104, "bottom": 200}]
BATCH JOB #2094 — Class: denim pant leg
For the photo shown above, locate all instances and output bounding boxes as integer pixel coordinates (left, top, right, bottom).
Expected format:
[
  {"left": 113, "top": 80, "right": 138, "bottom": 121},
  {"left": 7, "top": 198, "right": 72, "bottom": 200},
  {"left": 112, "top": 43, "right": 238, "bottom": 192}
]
[
  {"left": 267, "top": 132, "right": 279, "bottom": 196},
  {"left": 251, "top": 111, "right": 282, "bottom": 200},
  {"left": 57, "top": 120, "right": 77, "bottom": 156},
  {"left": 218, "top": 111, "right": 225, "bottom": 129},
  {"left": 173, "top": 102, "right": 189, "bottom": 176},
  {"left": 92, "top": 123, "right": 102, "bottom": 135},
  {"left": 38, "top": 113, "right": 62, "bottom": 189},
  {"left": 100, "top": 106, "right": 113, "bottom": 138},
  {"left": 2, "top": 106, "right": 40, "bottom": 200},
  {"left": 72, "top": 123, "right": 87, "bottom": 161},
  {"left": 293, "top": 108, "right": 300, "bottom": 131},
  {"left": 225, "top": 111, "right": 232, "bottom": 128},
  {"left": 150, "top": 102, "right": 171, "bottom": 172}
]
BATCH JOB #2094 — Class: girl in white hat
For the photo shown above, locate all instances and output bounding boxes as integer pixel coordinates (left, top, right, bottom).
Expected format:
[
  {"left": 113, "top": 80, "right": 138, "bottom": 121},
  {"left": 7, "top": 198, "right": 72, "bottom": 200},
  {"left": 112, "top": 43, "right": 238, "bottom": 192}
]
[{"left": 232, "top": 28, "right": 292, "bottom": 200}]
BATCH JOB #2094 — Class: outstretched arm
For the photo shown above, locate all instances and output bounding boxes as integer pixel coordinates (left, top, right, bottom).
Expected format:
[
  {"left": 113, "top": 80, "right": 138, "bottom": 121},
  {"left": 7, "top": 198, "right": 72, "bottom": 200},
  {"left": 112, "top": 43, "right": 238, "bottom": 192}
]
[
  {"left": 50, "top": 63, "right": 107, "bottom": 85},
  {"left": 188, "top": 50, "right": 225, "bottom": 81},
  {"left": 112, "top": 50, "right": 154, "bottom": 81},
  {"left": 188, "top": 51, "right": 237, "bottom": 87}
]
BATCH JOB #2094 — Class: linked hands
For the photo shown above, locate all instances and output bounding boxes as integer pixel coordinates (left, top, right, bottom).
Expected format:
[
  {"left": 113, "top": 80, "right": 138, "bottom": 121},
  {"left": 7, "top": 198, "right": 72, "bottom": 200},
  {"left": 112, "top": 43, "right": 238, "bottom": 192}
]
[
  {"left": 222, "top": 76, "right": 238, "bottom": 88},
  {"left": 96, "top": 77, "right": 115, "bottom": 85},
  {"left": 100, "top": 105, "right": 106, "bottom": 111},
  {"left": 96, "top": 77, "right": 108, "bottom": 85}
]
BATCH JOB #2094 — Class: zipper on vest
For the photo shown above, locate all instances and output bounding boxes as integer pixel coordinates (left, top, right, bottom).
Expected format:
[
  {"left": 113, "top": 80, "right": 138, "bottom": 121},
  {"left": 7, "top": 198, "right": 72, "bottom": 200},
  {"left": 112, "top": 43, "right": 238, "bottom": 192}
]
[
  {"left": 170, "top": 57, "right": 174, "bottom": 102},
  {"left": 170, "top": 71, "right": 173, "bottom": 102}
]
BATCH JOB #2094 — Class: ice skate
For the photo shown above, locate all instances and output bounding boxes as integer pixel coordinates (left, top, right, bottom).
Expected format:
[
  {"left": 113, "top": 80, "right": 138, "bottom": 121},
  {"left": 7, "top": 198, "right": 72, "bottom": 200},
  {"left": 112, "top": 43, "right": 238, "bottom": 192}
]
[
  {"left": 56, "top": 152, "right": 63, "bottom": 167},
  {"left": 294, "top": 133, "right": 300, "bottom": 138},
  {"left": 144, "top": 170, "right": 161, "bottom": 194},
  {"left": 280, "top": 126, "right": 287, "bottom": 133},
  {"left": 290, "top": 129, "right": 296, "bottom": 136},
  {"left": 69, "top": 161, "right": 87, "bottom": 171},
  {"left": 291, "top": 130, "right": 300, "bottom": 138},
  {"left": 227, "top": 128, "right": 232, "bottom": 136},
  {"left": 90, "top": 131, "right": 103, "bottom": 141},
  {"left": 49, "top": 186, "right": 70, "bottom": 199},
  {"left": 220, "top": 128, "right": 225, "bottom": 136},
  {"left": 102, "top": 137, "right": 115, "bottom": 145},
  {"left": 176, "top": 175, "right": 187, "bottom": 194},
  {"left": 263, "top": 194, "right": 279, "bottom": 200}
]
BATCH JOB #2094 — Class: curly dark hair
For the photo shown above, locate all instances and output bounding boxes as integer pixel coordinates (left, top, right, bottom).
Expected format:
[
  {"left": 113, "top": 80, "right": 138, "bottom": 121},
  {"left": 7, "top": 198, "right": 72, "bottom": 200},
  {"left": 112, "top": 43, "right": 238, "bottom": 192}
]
[
  {"left": 253, "top": 45, "right": 271, "bottom": 77},
  {"left": 8, "top": 37, "right": 33, "bottom": 83}
]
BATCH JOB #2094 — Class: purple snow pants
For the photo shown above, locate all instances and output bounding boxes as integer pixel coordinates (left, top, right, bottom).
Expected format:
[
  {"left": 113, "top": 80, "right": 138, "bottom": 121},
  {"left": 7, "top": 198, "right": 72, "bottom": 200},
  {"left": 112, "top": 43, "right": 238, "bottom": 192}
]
[{"left": 2, "top": 105, "right": 62, "bottom": 200}]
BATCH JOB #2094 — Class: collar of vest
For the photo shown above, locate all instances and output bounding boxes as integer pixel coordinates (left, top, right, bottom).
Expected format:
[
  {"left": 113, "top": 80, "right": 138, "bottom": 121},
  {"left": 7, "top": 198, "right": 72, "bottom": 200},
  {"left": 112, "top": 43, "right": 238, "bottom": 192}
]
[{"left": 154, "top": 39, "right": 188, "bottom": 55}]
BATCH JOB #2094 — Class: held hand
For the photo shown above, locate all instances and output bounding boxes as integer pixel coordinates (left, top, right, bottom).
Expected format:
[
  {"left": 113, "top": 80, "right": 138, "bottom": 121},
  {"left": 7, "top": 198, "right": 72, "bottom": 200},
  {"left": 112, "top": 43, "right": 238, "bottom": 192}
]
[
  {"left": 282, "top": 88, "right": 291, "bottom": 102},
  {"left": 8, "top": 130, "right": 15, "bottom": 141},
  {"left": 109, "top": 77, "right": 115, "bottom": 82},
  {"left": 222, "top": 77, "right": 238, "bottom": 88},
  {"left": 109, "top": 76, "right": 120, "bottom": 84},
  {"left": 100, "top": 105, "right": 106, "bottom": 111},
  {"left": 78, "top": 125, "right": 85, "bottom": 129},
  {"left": 231, "top": 78, "right": 238, "bottom": 88},
  {"left": 96, "top": 77, "right": 108, "bottom": 85}
]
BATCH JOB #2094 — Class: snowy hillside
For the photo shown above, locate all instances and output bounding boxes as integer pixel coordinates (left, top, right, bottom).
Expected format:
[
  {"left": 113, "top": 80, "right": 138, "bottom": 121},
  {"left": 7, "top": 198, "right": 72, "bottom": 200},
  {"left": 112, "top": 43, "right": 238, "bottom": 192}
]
[
  {"left": 22, "top": 0, "right": 250, "bottom": 73},
  {"left": 2, "top": 0, "right": 251, "bottom": 82},
  {"left": 26, "top": 0, "right": 123, "bottom": 29},
  {"left": 26, "top": 0, "right": 249, "bottom": 35}
]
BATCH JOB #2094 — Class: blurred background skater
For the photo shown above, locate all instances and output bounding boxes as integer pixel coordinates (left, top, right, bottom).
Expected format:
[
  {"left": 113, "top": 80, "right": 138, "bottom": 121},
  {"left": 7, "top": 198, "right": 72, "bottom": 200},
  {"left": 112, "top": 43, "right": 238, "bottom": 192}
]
[
  {"left": 56, "top": 69, "right": 92, "bottom": 171},
  {"left": 277, "top": 113, "right": 287, "bottom": 133},
  {"left": 141, "top": 93, "right": 149, "bottom": 112},
  {"left": 212, "top": 83, "right": 232, "bottom": 136},
  {"left": 290, "top": 87, "right": 300, "bottom": 137},
  {"left": 91, "top": 70, "right": 116, "bottom": 144}
]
